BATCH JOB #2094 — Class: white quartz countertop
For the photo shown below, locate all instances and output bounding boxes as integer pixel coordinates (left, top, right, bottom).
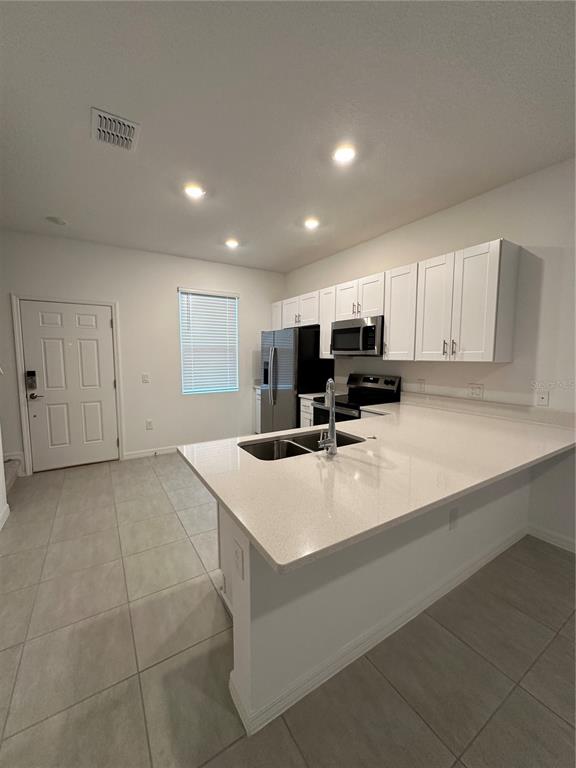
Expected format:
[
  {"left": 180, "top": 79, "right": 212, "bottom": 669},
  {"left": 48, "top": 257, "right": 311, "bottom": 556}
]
[{"left": 179, "top": 401, "right": 574, "bottom": 573}]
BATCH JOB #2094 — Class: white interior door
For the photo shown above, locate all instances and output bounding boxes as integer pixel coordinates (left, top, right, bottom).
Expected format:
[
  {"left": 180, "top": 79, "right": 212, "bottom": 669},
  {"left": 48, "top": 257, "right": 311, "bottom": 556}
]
[
  {"left": 319, "top": 286, "right": 336, "bottom": 358},
  {"left": 298, "top": 291, "right": 320, "bottom": 326},
  {"left": 357, "top": 273, "right": 385, "bottom": 317},
  {"left": 384, "top": 263, "right": 417, "bottom": 360},
  {"left": 21, "top": 300, "right": 119, "bottom": 471},
  {"left": 335, "top": 281, "right": 358, "bottom": 321},
  {"left": 415, "top": 253, "right": 455, "bottom": 361},
  {"left": 451, "top": 241, "right": 500, "bottom": 361}
]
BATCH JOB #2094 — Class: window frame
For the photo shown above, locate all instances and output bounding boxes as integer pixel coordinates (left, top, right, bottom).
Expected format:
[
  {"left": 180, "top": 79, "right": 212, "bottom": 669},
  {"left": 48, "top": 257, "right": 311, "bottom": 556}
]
[{"left": 178, "top": 287, "right": 240, "bottom": 396}]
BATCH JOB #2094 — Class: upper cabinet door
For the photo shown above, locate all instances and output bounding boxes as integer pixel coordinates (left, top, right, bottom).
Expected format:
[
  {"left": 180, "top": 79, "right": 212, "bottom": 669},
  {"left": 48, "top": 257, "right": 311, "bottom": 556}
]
[
  {"left": 415, "top": 253, "right": 455, "bottom": 361},
  {"left": 298, "top": 291, "right": 320, "bottom": 326},
  {"left": 335, "top": 280, "right": 358, "bottom": 321},
  {"left": 282, "top": 296, "right": 299, "bottom": 328},
  {"left": 383, "top": 263, "right": 417, "bottom": 360},
  {"left": 451, "top": 241, "right": 500, "bottom": 362},
  {"left": 271, "top": 301, "right": 282, "bottom": 331},
  {"left": 319, "top": 286, "right": 336, "bottom": 358},
  {"left": 357, "top": 273, "right": 385, "bottom": 318}
]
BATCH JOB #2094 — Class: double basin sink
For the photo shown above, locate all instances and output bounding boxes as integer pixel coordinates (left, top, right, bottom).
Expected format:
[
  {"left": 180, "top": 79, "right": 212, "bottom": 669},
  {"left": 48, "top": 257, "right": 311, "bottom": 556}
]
[{"left": 239, "top": 429, "right": 364, "bottom": 461}]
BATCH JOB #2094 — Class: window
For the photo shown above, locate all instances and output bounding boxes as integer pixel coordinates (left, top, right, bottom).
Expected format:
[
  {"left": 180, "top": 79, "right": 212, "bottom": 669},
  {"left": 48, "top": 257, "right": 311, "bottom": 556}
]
[{"left": 178, "top": 289, "right": 239, "bottom": 394}]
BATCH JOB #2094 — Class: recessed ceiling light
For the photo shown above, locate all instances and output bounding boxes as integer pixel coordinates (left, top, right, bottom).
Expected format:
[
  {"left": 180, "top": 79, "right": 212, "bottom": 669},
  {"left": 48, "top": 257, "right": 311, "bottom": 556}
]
[
  {"left": 184, "top": 183, "right": 206, "bottom": 200},
  {"left": 45, "top": 216, "right": 67, "bottom": 226},
  {"left": 332, "top": 143, "right": 356, "bottom": 166},
  {"left": 225, "top": 238, "right": 239, "bottom": 250},
  {"left": 304, "top": 217, "right": 320, "bottom": 231}
]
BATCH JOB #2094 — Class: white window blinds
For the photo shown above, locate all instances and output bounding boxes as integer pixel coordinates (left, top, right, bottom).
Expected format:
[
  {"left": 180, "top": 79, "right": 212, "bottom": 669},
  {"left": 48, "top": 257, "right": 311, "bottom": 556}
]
[{"left": 179, "top": 289, "right": 239, "bottom": 395}]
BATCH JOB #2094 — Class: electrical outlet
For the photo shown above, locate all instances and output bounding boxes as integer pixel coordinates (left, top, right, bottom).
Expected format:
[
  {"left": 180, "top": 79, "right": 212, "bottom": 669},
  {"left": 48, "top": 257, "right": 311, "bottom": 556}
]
[
  {"left": 141, "top": 373, "right": 151, "bottom": 384},
  {"left": 467, "top": 383, "right": 484, "bottom": 400},
  {"left": 449, "top": 508, "right": 458, "bottom": 531},
  {"left": 416, "top": 378, "right": 426, "bottom": 394},
  {"left": 535, "top": 390, "right": 549, "bottom": 407},
  {"left": 145, "top": 419, "right": 153, "bottom": 430}
]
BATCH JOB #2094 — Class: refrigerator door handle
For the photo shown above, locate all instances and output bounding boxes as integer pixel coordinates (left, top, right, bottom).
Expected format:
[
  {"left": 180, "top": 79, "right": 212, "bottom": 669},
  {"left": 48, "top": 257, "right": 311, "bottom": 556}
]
[
  {"left": 271, "top": 346, "right": 278, "bottom": 404},
  {"left": 268, "top": 345, "right": 274, "bottom": 404}
]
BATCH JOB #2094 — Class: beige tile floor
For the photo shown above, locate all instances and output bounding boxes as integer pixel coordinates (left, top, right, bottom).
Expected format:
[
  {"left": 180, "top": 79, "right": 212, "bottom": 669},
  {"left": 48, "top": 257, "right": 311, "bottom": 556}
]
[{"left": 0, "top": 454, "right": 574, "bottom": 767}]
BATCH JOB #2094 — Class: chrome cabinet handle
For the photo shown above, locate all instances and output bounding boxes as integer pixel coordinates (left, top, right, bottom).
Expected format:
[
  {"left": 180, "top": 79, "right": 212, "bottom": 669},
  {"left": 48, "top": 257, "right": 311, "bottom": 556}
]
[
  {"left": 451, "top": 339, "right": 456, "bottom": 355},
  {"left": 442, "top": 339, "right": 448, "bottom": 356},
  {"left": 357, "top": 302, "right": 361, "bottom": 316},
  {"left": 352, "top": 302, "right": 356, "bottom": 316}
]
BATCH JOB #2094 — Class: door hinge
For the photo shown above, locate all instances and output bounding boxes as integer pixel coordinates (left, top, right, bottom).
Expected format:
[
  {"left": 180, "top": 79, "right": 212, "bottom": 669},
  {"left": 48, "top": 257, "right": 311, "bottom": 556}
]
[
  {"left": 113, "top": 379, "right": 116, "bottom": 389},
  {"left": 116, "top": 437, "right": 119, "bottom": 447},
  {"left": 110, "top": 317, "right": 113, "bottom": 328}
]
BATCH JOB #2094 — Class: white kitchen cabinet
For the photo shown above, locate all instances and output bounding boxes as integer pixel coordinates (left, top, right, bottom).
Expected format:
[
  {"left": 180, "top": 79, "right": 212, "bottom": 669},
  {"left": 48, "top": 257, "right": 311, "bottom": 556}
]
[
  {"left": 334, "top": 280, "right": 358, "bottom": 321},
  {"left": 319, "top": 286, "right": 336, "bottom": 358},
  {"left": 282, "top": 296, "right": 300, "bottom": 328},
  {"left": 335, "top": 274, "right": 384, "bottom": 321},
  {"left": 271, "top": 301, "right": 282, "bottom": 331},
  {"left": 384, "top": 263, "right": 418, "bottom": 360},
  {"left": 357, "top": 273, "right": 385, "bottom": 318},
  {"left": 282, "top": 292, "right": 319, "bottom": 328},
  {"left": 451, "top": 240, "right": 518, "bottom": 362},
  {"left": 415, "top": 252, "right": 456, "bottom": 361},
  {"left": 415, "top": 239, "right": 519, "bottom": 362},
  {"left": 298, "top": 291, "right": 320, "bottom": 326}
]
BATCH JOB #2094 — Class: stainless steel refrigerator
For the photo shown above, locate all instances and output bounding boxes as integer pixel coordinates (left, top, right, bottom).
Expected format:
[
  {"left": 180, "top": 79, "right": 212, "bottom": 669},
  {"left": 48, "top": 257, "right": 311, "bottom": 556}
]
[{"left": 260, "top": 326, "right": 334, "bottom": 433}]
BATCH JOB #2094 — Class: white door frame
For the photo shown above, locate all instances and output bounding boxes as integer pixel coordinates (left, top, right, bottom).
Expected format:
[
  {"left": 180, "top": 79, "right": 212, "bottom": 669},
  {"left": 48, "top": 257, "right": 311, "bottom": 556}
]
[{"left": 11, "top": 294, "right": 125, "bottom": 475}]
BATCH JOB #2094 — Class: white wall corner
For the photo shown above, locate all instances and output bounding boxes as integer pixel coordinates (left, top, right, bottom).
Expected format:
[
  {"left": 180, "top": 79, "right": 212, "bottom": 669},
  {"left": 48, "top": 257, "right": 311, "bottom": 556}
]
[{"left": 527, "top": 449, "right": 575, "bottom": 552}]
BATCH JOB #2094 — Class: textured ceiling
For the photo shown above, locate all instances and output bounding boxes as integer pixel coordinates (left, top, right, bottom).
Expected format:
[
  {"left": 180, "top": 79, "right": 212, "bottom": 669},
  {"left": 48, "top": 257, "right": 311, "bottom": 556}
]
[{"left": 0, "top": 2, "right": 573, "bottom": 272}]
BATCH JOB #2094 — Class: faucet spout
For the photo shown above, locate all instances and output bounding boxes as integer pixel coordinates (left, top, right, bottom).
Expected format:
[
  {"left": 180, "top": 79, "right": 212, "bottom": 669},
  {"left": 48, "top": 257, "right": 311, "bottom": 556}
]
[{"left": 318, "top": 378, "right": 337, "bottom": 456}]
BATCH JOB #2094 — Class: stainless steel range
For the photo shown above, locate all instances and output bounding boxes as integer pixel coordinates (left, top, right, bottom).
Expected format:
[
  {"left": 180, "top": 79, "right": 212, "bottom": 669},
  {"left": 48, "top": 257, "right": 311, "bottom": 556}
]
[{"left": 312, "top": 373, "right": 401, "bottom": 425}]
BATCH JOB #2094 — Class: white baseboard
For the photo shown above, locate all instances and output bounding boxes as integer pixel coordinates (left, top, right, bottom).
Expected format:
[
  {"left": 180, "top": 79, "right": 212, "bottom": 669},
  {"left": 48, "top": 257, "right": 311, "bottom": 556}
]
[
  {"left": 0, "top": 502, "right": 10, "bottom": 531},
  {"left": 121, "top": 446, "right": 177, "bottom": 460},
  {"left": 232, "top": 527, "right": 526, "bottom": 735},
  {"left": 527, "top": 525, "right": 575, "bottom": 553}
]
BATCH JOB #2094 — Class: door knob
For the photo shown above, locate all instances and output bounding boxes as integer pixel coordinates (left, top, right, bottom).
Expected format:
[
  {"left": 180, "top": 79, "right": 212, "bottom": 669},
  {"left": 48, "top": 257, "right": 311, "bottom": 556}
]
[{"left": 29, "top": 393, "right": 44, "bottom": 400}]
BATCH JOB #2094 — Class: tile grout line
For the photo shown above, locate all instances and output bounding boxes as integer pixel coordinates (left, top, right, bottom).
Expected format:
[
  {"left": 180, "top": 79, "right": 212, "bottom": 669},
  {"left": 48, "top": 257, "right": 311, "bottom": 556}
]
[
  {"left": 281, "top": 714, "right": 312, "bottom": 768},
  {"left": 466, "top": 549, "right": 575, "bottom": 634},
  {"left": 457, "top": 610, "right": 575, "bottom": 761},
  {"left": 0, "top": 477, "right": 63, "bottom": 745},
  {"left": 364, "top": 654, "right": 459, "bottom": 763},
  {"left": 195, "top": 735, "right": 246, "bottom": 768},
  {"left": 1, "top": 672, "right": 141, "bottom": 743},
  {"left": 423, "top": 612, "right": 525, "bottom": 687},
  {"left": 114, "top": 498, "right": 155, "bottom": 768},
  {"left": 0, "top": 455, "right": 213, "bottom": 753}
]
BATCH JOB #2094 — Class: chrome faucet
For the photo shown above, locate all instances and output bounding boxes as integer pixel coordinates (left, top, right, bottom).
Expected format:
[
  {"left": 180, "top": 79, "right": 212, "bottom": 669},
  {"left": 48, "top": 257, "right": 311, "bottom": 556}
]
[{"left": 318, "top": 378, "right": 337, "bottom": 456}]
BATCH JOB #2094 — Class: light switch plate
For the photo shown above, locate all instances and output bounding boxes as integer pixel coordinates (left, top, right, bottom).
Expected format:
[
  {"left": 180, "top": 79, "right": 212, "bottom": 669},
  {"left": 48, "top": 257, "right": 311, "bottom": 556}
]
[{"left": 141, "top": 373, "right": 151, "bottom": 384}]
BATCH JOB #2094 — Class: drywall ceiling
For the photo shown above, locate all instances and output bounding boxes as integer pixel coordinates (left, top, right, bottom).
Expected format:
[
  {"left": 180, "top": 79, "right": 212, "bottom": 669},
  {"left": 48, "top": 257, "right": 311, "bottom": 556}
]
[{"left": 0, "top": 2, "right": 573, "bottom": 272}]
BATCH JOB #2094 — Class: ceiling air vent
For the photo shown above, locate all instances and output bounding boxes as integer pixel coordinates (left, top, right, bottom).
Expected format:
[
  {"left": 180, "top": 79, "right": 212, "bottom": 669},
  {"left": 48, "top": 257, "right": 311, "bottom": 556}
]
[{"left": 91, "top": 108, "right": 140, "bottom": 151}]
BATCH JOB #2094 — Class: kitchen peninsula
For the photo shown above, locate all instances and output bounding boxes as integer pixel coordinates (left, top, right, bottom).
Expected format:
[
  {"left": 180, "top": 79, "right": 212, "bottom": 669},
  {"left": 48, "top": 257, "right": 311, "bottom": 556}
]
[{"left": 179, "top": 398, "right": 575, "bottom": 734}]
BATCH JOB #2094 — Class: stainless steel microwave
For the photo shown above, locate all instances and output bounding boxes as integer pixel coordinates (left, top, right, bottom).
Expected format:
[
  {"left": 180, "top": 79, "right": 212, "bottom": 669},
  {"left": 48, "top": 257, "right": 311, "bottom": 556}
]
[{"left": 331, "top": 316, "right": 383, "bottom": 356}]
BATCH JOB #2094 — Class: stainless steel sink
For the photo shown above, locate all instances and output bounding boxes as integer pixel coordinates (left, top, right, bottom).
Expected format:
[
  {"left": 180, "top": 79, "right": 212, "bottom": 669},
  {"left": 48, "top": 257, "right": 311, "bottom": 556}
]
[{"left": 239, "top": 430, "right": 365, "bottom": 461}]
